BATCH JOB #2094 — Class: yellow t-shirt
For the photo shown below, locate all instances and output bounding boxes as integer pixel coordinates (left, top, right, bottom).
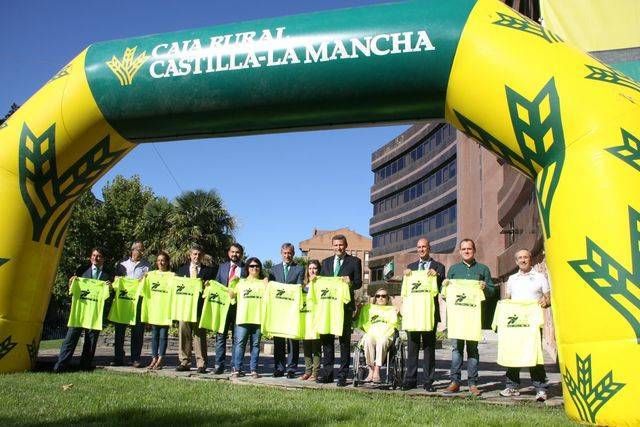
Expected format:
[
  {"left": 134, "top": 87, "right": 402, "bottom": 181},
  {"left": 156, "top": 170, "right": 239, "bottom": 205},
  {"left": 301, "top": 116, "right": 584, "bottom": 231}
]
[
  {"left": 492, "top": 300, "right": 544, "bottom": 367},
  {"left": 169, "top": 276, "right": 203, "bottom": 322},
  {"left": 235, "top": 278, "right": 265, "bottom": 326},
  {"left": 262, "top": 281, "right": 303, "bottom": 338},
  {"left": 309, "top": 277, "right": 351, "bottom": 336},
  {"left": 400, "top": 271, "right": 438, "bottom": 332},
  {"left": 442, "top": 279, "right": 485, "bottom": 341}
]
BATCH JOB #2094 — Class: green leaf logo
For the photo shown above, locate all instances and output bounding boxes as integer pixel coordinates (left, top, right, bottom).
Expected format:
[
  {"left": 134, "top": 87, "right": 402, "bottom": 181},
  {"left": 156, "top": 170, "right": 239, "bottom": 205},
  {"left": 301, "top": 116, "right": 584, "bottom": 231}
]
[
  {"left": 19, "top": 123, "right": 127, "bottom": 246},
  {"left": 0, "top": 336, "right": 17, "bottom": 360},
  {"left": 563, "top": 353, "right": 625, "bottom": 423},
  {"left": 606, "top": 129, "right": 640, "bottom": 172},
  {"left": 569, "top": 206, "right": 640, "bottom": 343},
  {"left": 493, "top": 11, "right": 562, "bottom": 44},
  {"left": 585, "top": 64, "right": 640, "bottom": 93},
  {"left": 454, "top": 78, "right": 565, "bottom": 238}
]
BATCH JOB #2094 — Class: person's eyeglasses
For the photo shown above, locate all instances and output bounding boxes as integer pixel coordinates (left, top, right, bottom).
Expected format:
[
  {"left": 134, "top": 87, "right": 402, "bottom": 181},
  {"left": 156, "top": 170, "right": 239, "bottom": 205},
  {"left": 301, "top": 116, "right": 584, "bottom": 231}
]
[
  {"left": 375, "top": 294, "right": 388, "bottom": 298},
  {"left": 248, "top": 265, "right": 260, "bottom": 269}
]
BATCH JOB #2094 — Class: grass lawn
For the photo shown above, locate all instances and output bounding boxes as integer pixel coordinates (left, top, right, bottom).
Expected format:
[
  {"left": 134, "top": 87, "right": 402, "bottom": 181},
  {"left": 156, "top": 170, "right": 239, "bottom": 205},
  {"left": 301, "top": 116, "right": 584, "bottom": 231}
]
[{"left": 0, "top": 371, "right": 575, "bottom": 426}]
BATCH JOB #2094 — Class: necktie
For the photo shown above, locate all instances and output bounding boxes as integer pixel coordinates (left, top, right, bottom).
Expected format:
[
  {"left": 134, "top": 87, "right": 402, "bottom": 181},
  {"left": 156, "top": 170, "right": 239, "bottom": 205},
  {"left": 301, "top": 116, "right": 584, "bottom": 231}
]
[
  {"left": 190, "top": 264, "right": 198, "bottom": 279},
  {"left": 284, "top": 264, "right": 289, "bottom": 282},
  {"left": 92, "top": 267, "right": 99, "bottom": 279},
  {"left": 419, "top": 261, "right": 425, "bottom": 271},
  {"left": 229, "top": 263, "right": 237, "bottom": 281},
  {"left": 334, "top": 258, "right": 342, "bottom": 277}
]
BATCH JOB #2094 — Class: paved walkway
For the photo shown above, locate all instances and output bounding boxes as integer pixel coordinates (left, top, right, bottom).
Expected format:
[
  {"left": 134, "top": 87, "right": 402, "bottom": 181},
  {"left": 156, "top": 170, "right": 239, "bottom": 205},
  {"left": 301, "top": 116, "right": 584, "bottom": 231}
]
[{"left": 38, "top": 332, "right": 563, "bottom": 407}]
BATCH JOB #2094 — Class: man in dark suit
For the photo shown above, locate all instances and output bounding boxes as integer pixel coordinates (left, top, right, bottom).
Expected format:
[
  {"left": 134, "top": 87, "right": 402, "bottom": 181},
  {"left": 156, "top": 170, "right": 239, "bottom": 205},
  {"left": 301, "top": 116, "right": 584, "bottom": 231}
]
[
  {"left": 318, "top": 234, "right": 362, "bottom": 387},
  {"left": 53, "top": 247, "right": 113, "bottom": 372},
  {"left": 175, "top": 243, "right": 216, "bottom": 374},
  {"left": 213, "top": 242, "right": 244, "bottom": 374},
  {"left": 268, "top": 242, "right": 304, "bottom": 378},
  {"left": 401, "top": 237, "right": 445, "bottom": 391}
]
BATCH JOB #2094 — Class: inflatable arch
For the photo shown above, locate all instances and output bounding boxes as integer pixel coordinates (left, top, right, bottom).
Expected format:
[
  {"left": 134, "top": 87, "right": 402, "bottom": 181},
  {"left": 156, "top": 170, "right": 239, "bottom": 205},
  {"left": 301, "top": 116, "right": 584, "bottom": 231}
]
[{"left": 0, "top": 0, "right": 638, "bottom": 424}]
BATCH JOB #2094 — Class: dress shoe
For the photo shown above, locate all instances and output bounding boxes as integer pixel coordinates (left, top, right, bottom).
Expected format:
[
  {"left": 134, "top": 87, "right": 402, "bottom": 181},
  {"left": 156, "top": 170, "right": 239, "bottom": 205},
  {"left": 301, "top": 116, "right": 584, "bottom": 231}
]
[
  {"left": 423, "top": 383, "right": 436, "bottom": 392},
  {"left": 196, "top": 367, "right": 207, "bottom": 374},
  {"left": 300, "top": 373, "right": 312, "bottom": 381},
  {"left": 336, "top": 377, "right": 347, "bottom": 387},
  {"left": 469, "top": 385, "right": 482, "bottom": 397},
  {"left": 214, "top": 366, "right": 225, "bottom": 375},
  {"left": 316, "top": 375, "right": 333, "bottom": 384},
  {"left": 110, "top": 360, "right": 124, "bottom": 367},
  {"left": 401, "top": 382, "right": 417, "bottom": 391},
  {"left": 444, "top": 382, "right": 460, "bottom": 394},
  {"left": 286, "top": 371, "right": 296, "bottom": 379},
  {"left": 175, "top": 364, "right": 190, "bottom": 372},
  {"left": 272, "top": 370, "right": 285, "bottom": 378},
  {"left": 131, "top": 361, "right": 142, "bottom": 368}
]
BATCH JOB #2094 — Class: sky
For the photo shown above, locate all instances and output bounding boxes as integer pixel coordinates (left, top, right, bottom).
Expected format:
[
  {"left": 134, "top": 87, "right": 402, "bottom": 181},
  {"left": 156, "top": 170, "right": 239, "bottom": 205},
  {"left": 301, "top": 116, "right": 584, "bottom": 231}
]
[{"left": 1, "top": 0, "right": 409, "bottom": 263}]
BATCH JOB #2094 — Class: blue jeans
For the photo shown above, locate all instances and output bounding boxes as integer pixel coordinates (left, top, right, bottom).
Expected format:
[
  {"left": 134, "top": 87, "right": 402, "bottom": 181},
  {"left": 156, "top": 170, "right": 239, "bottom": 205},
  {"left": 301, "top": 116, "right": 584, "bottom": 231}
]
[
  {"left": 233, "top": 324, "right": 261, "bottom": 372},
  {"left": 215, "top": 305, "right": 236, "bottom": 370},
  {"left": 151, "top": 325, "right": 168, "bottom": 357},
  {"left": 450, "top": 339, "right": 479, "bottom": 385}
]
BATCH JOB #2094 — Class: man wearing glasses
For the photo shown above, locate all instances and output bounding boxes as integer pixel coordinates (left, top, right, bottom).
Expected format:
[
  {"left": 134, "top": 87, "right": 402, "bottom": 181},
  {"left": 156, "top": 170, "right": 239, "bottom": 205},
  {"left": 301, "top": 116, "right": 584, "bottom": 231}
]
[
  {"left": 112, "top": 241, "right": 151, "bottom": 368},
  {"left": 402, "top": 237, "right": 445, "bottom": 391},
  {"left": 318, "top": 234, "right": 362, "bottom": 387}
]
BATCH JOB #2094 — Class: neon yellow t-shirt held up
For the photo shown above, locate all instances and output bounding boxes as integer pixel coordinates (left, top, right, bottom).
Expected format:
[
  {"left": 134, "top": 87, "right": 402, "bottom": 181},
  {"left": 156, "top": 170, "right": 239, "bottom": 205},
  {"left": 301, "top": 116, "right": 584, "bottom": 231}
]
[
  {"left": 262, "top": 281, "right": 303, "bottom": 338},
  {"left": 199, "top": 281, "right": 231, "bottom": 333},
  {"left": 492, "top": 300, "right": 544, "bottom": 367},
  {"left": 235, "top": 278, "right": 265, "bottom": 326},
  {"left": 169, "top": 276, "right": 203, "bottom": 322},
  {"left": 400, "top": 271, "right": 438, "bottom": 332},
  {"left": 141, "top": 270, "right": 175, "bottom": 326},
  {"left": 309, "top": 276, "right": 351, "bottom": 336},
  {"left": 442, "top": 279, "right": 485, "bottom": 341},
  {"left": 67, "top": 277, "right": 110, "bottom": 330},
  {"left": 108, "top": 277, "right": 142, "bottom": 325}
]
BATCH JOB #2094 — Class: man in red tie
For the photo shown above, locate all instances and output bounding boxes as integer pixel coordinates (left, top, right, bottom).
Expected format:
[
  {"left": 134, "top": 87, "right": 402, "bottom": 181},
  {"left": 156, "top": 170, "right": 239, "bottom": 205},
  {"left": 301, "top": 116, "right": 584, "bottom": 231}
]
[{"left": 213, "top": 243, "right": 245, "bottom": 374}]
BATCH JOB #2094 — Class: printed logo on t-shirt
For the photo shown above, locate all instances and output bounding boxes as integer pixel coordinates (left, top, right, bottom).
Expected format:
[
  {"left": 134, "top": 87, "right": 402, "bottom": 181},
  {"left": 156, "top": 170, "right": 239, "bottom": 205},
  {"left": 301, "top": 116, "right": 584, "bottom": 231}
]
[
  {"left": 151, "top": 281, "right": 167, "bottom": 293},
  {"left": 275, "top": 289, "right": 294, "bottom": 301},
  {"left": 454, "top": 293, "right": 476, "bottom": 307},
  {"left": 410, "top": 280, "right": 433, "bottom": 293},
  {"left": 80, "top": 290, "right": 98, "bottom": 301},
  {"left": 242, "top": 288, "right": 261, "bottom": 299},
  {"left": 371, "top": 314, "right": 384, "bottom": 324},
  {"left": 300, "top": 301, "right": 310, "bottom": 313},
  {"left": 176, "top": 284, "right": 193, "bottom": 296},
  {"left": 118, "top": 289, "right": 135, "bottom": 300},
  {"left": 208, "top": 292, "right": 225, "bottom": 305},
  {"left": 507, "top": 314, "right": 530, "bottom": 328},
  {"left": 320, "top": 288, "right": 337, "bottom": 300}
]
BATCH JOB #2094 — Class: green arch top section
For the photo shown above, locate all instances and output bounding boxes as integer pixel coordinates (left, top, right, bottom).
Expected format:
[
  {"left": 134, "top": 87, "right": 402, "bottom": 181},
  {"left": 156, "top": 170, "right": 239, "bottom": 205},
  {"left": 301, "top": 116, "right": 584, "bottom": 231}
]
[{"left": 85, "top": 0, "right": 476, "bottom": 142}]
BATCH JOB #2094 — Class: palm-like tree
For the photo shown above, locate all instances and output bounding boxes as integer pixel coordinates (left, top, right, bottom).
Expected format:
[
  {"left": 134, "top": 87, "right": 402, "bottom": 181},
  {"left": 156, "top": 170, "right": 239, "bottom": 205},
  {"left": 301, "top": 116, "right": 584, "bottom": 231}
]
[
  {"left": 166, "top": 190, "right": 236, "bottom": 267},
  {"left": 134, "top": 197, "right": 173, "bottom": 258}
]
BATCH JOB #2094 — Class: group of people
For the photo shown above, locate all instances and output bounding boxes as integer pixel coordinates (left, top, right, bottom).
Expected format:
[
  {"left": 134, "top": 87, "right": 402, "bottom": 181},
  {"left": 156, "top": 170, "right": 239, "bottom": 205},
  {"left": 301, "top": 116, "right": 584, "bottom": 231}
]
[{"left": 53, "top": 234, "right": 551, "bottom": 401}]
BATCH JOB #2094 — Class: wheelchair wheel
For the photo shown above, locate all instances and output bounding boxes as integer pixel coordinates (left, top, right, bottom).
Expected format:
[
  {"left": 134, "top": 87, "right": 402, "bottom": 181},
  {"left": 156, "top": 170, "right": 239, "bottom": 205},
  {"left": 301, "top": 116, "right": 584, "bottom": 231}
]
[
  {"left": 352, "top": 346, "right": 368, "bottom": 387},
  {"left": 390, "top": 339, "right": 406, "bottom": 389}
]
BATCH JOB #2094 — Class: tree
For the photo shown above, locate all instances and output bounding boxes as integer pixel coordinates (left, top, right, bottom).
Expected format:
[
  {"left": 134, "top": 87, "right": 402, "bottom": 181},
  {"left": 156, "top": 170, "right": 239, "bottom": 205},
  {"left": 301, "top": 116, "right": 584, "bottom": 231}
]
[
  {"left": 166, "top": 190, "right": 236, "bottom": 267},
  {"left": 0, "top": 102, "right": 20, "bottom": 125},
  {"left": 262, "top": 259, "right": 274, "bottom": 278},
  {"left": 134, "top": 197, "right": 173, "bottom": 258},
  {"left": 100, "top": 175, "right": 154, "bottom": 262}
]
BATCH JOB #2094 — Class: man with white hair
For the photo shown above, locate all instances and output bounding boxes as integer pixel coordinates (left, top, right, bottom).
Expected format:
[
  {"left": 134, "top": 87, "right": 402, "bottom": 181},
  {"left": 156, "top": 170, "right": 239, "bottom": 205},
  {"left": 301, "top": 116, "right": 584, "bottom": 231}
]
[{"left": 500, "top": 249, "right": 550, "bottom": 402}]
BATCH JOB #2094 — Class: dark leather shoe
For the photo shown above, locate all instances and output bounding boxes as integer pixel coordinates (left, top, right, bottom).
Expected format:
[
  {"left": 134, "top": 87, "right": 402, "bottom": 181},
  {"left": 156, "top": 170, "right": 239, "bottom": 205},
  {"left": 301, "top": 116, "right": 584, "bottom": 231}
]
[
  {"left": 214, "top": 366, "right": 225, "bottom": 374},
  {"left": 131, "top": 361, "right": 142, "bottom": 368},
  {"left": 401, "top": 382, "right": 417, "bottom": 391},
  {"left": 197, "top": 367, "right": 207, "bottom": 374},
  {"left": 336, "top": 378, "right": 347, "bottom": 387},
  {"left": 110, "top": 360, "right": 124, "bottom": 367},
  {"left": 175, "top": 364, "right": 190, "bottom": 372},
  {"left": 286, "top": 371, "right": 296, "bottom": 379},
  {"left": 272, "top": 370, "right": 285, "bottom": 378},
  {"left": 316, "top": 375, "right": 333, "bottom": 384},
  {"left": 423, "top": 383, "right": 436, "bottom": 392}
]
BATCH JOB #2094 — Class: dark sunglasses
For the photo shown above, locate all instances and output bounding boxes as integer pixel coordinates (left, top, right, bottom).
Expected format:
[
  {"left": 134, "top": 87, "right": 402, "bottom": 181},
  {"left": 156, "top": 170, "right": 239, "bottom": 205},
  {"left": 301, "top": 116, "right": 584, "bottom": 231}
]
[
  {"left": 248, "top": 264, "right": 260, "bottom": 269},
  {"left": 375, "top": 294, "right": 388, "bottom": 298}
]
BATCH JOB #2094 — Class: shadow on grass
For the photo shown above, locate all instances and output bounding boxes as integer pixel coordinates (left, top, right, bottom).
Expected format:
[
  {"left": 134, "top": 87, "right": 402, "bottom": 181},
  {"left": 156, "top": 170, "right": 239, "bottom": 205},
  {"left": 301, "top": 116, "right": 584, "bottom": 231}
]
[{"left": 0, "top": 407, "right": 353, "bottom": 426}]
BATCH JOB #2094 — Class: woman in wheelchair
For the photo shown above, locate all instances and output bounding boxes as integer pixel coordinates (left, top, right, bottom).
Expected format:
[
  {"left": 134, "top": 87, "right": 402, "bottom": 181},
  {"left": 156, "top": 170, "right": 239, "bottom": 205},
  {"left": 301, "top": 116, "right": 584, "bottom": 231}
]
[{"left": 354, "top": 288, "right": 400, "bottom": 383}]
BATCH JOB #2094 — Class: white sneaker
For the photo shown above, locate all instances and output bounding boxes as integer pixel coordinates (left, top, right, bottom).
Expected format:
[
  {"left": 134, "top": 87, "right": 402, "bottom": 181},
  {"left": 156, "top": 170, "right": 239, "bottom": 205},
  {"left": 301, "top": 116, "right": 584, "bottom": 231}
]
[
  {"left": 535, "top": 390, "right": 547, "bottom": 402},
  {"left": 500, "top": 387, "right": 520, "bottom": 397}
]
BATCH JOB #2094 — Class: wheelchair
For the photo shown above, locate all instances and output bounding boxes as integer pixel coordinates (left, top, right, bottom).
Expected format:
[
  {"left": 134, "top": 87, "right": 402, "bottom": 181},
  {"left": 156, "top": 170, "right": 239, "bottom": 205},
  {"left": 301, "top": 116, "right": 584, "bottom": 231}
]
[{"left": 352, "top": 330, "right": 406, "bottom": 389}]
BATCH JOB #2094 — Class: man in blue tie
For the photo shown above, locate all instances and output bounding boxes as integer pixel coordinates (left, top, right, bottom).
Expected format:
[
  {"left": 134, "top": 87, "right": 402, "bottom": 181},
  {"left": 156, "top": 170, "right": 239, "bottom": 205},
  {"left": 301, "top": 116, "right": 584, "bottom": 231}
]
[
  {"left": 318, "top": 234, "right": 362, "bottom": 387},
  {"left": 268, "top": 242, "right": 304, "bottom": 378},
  {"left": 54, "top": 247, "right": 113, "bottom": 372},
  {"left": 401, "top": 237, "right": 445, "bottom": 391}
]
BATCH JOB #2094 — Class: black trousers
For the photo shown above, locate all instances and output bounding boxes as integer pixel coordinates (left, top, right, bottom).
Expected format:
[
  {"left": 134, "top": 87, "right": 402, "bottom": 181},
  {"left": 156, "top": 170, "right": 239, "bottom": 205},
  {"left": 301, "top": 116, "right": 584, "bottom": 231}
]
[
  {"left": 404, "top": 330, "right": 436, "bottom": 386},
  {"left": 54, "top": 327, "right": 100, "bottom": 371},
  {"left": 320, "top": 307, "right": 353, "bottom": 380},
  {"left": 113, "top": 299, "right": 145, "bottom": 363},
  {"left": 274, "top": 337, "right": 300, "bottom": 373}
]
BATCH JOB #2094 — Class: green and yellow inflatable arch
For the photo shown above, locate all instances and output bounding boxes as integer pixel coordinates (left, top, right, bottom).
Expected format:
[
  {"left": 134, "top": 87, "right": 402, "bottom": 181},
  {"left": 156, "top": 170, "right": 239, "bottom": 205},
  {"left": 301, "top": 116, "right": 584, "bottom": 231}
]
[{"left": 0, "top": 0, "right": 638, "bottom": 424}]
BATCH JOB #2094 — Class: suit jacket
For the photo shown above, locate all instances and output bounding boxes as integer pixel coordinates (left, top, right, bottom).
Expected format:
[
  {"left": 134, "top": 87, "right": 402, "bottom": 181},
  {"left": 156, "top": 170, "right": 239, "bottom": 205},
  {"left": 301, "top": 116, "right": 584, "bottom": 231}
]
[
  {"left": 75, "top": 264, "right": 113, "bottom": 282},
  {"left": 268, "top": 262, "right": 304, "bottom": 284},
  {"left": 215, "top": 261, "right": 245, "bottom": 286},
  {"left": 176, "top": 263, "right": 217, "bottom": 281},
  {"left": 407, "top": 258, "right": 446, "bottom": 324},
  {"left": 321, "top": 254, "right": 362, "bottom": 311}
]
